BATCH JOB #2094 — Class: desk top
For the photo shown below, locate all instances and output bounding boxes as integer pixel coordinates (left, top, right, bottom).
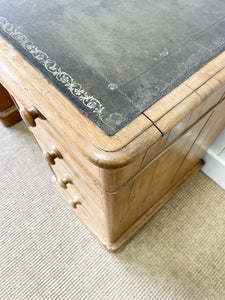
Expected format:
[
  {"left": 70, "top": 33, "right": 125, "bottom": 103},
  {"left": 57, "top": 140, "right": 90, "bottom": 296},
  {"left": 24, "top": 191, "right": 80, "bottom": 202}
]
[{"left": 0, "top": 0, "right": 225, "bottom": 135}]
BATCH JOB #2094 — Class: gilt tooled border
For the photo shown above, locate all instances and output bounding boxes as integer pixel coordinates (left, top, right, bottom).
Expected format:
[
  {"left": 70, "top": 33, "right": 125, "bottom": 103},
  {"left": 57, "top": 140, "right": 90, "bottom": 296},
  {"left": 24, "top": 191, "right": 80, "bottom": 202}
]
[{"left": 0, "top": 16, "right": 107, "bottom": 122}]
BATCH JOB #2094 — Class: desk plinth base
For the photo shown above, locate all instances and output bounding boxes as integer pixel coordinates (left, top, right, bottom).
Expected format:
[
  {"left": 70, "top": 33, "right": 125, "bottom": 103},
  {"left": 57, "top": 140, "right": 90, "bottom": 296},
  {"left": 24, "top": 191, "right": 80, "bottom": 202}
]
[
  {"left": 0, "top": 83, "right": 21, "bottom": 127},
  {"left": 0, "top": 105, "right": 21, "bottom": 127},
  {"left": 53, "top": 160, "right": 204, "bottom": 252}
]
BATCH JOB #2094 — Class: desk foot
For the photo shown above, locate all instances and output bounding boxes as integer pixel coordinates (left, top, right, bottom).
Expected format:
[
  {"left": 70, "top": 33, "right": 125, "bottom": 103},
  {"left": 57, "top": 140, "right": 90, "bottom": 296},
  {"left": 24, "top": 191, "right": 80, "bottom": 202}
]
[
  {"left": 0, "top": 105, "right": 21, "bottom": 127},
  {"left": 0, "top": 83, "right": 21, "bottom": 127}
]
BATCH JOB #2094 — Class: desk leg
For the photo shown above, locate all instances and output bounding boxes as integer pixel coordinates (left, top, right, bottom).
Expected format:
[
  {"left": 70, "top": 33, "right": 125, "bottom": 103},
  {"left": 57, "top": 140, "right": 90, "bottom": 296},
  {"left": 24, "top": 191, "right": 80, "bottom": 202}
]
[{"left": 0, "top": 83, "right": 21, "bottom": 127}]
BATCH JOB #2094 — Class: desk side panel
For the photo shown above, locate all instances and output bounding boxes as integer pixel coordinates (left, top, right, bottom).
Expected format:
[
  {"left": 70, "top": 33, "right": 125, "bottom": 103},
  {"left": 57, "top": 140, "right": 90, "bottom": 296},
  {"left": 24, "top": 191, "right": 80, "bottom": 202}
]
[{"left": 103, "top": 98, "right": 225, "bottom": 244}]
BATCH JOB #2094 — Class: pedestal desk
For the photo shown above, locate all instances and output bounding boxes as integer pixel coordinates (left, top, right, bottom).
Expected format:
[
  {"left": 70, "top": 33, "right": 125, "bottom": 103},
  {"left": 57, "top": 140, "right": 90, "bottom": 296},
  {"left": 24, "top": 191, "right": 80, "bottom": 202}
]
[{"left": 1, "top": 1, "right": 225, "bottom": 251}]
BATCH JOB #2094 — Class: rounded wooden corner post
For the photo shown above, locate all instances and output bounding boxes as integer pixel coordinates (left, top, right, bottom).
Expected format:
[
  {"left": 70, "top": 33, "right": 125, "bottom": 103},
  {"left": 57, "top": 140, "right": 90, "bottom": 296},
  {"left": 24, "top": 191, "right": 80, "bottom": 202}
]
[{"left": 0, "top": 83, "right": 21, "bottom": 127}]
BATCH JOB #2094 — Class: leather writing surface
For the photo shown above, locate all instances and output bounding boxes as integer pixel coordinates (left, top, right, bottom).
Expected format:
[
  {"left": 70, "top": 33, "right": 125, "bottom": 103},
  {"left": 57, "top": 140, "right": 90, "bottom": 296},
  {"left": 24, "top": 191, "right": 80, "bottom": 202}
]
[{"left": 0, "top": 0, "right": 225, "bottom": 135}]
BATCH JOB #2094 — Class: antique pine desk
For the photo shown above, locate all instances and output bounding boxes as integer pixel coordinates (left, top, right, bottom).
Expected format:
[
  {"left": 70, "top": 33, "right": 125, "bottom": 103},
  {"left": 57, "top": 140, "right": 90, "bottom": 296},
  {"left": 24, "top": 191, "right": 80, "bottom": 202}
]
[{"left": 1, "top": 1, "right": 225, "bottom": 251}]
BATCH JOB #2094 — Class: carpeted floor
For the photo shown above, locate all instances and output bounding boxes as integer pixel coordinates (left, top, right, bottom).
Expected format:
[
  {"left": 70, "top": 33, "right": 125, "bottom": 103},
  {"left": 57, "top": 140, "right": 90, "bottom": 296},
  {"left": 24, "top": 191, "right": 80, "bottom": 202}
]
[{"left": 0, "top": 121, "right": 225, "bottom": 300}]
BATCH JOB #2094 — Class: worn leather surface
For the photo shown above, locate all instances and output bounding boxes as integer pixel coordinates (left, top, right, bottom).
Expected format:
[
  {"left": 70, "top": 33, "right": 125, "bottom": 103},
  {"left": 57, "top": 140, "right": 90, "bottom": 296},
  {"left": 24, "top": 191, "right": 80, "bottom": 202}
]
[{"left": 0, "top": 0, "right": 225, "bottom": 135}]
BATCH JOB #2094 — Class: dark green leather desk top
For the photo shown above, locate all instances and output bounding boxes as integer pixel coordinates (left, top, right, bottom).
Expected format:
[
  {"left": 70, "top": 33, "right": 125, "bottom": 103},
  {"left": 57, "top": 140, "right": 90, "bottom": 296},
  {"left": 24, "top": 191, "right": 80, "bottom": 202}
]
[{"left": 0, "top": 0, "right": 225, "bottom": 135}]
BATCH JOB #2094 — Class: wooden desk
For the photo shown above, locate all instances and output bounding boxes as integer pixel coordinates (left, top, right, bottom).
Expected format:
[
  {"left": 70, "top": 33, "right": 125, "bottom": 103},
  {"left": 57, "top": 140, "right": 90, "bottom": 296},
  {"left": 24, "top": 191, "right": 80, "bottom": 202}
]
[{"left": 1, "top": 1, "right": 225, "bottom": 251}]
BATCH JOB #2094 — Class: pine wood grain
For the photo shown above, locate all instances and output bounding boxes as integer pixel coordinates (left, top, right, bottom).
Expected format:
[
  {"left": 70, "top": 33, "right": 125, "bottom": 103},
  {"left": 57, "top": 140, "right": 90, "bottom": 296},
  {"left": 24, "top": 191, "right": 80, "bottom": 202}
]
[{"left": 1, "top": 35, "right": 225, "bottom": 250}]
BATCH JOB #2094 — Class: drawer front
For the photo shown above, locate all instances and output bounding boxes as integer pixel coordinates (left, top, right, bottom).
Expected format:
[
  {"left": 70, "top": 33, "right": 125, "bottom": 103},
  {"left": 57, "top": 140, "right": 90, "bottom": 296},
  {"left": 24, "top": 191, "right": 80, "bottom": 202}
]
[
  {"left": 10, "top": 93, "right": 103, "bottom": 182},
  {"left": 11, "top": 95, "right": 103, "bottom": 200},
  {"left": 11, "top": 80, "right": 225, "bottom": 194},
  {"left": 36, "top": 134, "right": 109, "bottom": 241},
  {"left": 9, "top": 83, "right": 225, "bottom": 247},
  {"left": 11, "top": 96, "right": 111, "bottom": 240},
  {"left": 31, "top": 119, "right": 104, "bottom": 210},
  {"left": 51, "top": 174, "right": 108, "bottom": 241},
  {"left": 36, "top": 122, "right": 110, "bottom": 241}
]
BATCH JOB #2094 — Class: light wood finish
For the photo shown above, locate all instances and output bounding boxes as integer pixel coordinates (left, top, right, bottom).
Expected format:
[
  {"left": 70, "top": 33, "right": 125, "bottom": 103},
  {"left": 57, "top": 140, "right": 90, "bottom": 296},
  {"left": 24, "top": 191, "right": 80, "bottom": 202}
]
[
  {"left": 11, "top": 74, "right": 225, "bottom": 193},
  {"left": 0, "top": 36, "right": 225, "bottom": 166},
  {"left": 19, "top": 106, "right": 44, "bottom": 127},
  {"left": 43, "top": 146, "right": 63, "bottom": 165},
  {"left": 0, "top": 36, "right": 152, "bottom": 152},
  {"left": 57, "top": 175, "right": 73, "bottom": 189},
  {"left": 26, "top": 117, "right": 106, "bottom": 211},
  {"left": 33, "top": 96, "right": 222, "bottom": 248},
  {"left": 13, "top": 93, "right": 225, "bottom": 249},
  {"left": 1, "top": 33, "right": 225, "bottom": 250},
  {"left": 101, "top": 104, "right": 225, "bottom": 244},
  {"left": 52, "top": 174, "right": 110, "bottom": 242},
  {"left": 104, "top": 160, "right": 204, "bottom": 252},
  {"left": 171, "top": 100, "right": 225, "bottom": 186}
]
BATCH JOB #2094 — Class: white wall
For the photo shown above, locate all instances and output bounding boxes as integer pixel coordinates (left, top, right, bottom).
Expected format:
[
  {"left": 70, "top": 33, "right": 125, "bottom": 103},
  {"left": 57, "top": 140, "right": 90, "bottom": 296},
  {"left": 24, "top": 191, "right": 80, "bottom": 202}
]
[{"left": 202, "top": 128, "right": 225, "bottom": 190}]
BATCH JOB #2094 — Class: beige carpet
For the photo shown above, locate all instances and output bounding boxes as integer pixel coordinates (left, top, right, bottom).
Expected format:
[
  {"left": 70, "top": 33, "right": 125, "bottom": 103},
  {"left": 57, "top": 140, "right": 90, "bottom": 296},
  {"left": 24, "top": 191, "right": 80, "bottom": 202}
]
[{"left": 0, "top": 121, "right": 225, "bottom": 300}]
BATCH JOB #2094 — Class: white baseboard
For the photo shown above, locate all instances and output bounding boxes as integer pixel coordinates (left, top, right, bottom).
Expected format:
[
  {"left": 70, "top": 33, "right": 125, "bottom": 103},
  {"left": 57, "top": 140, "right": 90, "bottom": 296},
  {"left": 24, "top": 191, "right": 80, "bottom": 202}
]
[{"left": 202, "top": 128, "right": 225, "bottom": 190}]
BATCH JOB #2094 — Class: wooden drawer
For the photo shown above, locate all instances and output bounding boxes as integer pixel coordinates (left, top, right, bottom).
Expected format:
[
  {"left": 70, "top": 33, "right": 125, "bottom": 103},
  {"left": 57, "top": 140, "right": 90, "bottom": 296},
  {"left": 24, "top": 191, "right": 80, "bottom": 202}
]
[
  {"left": 51, "top": 174, "right": 108, "bottom": 242},
  {"left": 9, "top": 91, "right": 104, "bottom": 183},
  {"left": 31, "top": 119, "right": 104, "bottom": 210},
  {"left": 9, "top": 77, "right": 225, "bottom": 194},
  {"left": 29, "top": 119, "right": 109, "bottom": 242},
  {"left": 11, "top": 87, "right": 225, "bottom": 250},
  {"left": 11, "top": 94, "right": 102, "bottom": 194},
  {"left": 10, "top": 95, "right": 112, "bottom": 241},
  {"left": 1, "top": 8, "right": 225, "bottom": 253}
]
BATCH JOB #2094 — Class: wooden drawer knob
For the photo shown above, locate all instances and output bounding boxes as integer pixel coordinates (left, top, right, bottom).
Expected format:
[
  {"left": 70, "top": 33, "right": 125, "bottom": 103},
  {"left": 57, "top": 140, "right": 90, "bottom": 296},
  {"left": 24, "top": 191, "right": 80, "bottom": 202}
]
[
  {"left": 43, "top": 146, "right": 63, "bottom": 165},
  {"left": 19, "top": 105, "right": 43, "bottom": 127},
  {"left": 69, "top": 196, "right": 81, "bottom": 209},
  {"left": 58, "top": 174, "right": 72, "bottom": 189}
]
